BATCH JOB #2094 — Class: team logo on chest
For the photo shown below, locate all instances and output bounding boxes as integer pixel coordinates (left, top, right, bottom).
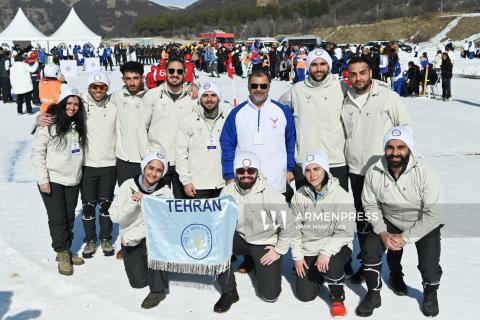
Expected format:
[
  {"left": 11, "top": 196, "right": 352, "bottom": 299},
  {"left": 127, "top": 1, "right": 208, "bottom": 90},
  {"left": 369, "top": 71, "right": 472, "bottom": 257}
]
[
  {"left": 384, "top": 183, "right": 389, "bottom": 192},
  {"left": 305, "top": 95, "right": 312, "bottom": 104},
  {"left": 270, "top": 117, "right": 279, "bottom": 128}
]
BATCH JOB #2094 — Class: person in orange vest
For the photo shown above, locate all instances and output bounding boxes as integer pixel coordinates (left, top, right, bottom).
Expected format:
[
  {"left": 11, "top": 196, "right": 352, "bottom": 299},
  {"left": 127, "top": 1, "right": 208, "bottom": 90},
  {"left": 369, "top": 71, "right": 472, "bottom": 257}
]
[
  {"left": 184, "top": 53, "right": 196, "bottom": 84},
  {"left": 145, "top": 65, "right": 158, "bottom": 89},
  {"left": 39, "top": 64, "right": 65, "bottom": 114},
  {"left": 155, "top": 59, "right": 167, "bottom": 86},
  {"left": 296, "top": 48, "right": 307, "bottom": 82}
]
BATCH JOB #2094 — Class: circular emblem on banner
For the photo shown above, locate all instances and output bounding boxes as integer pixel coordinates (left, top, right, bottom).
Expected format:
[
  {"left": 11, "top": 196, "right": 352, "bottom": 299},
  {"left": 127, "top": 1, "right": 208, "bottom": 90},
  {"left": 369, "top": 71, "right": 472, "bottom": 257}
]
[
  {"left": 181, "top": 224, "right": 212, "bottom": 260},
  {"left": 242, "top": 159, "right": 251, "bottom": 167},
  {"left": 306, "top": 154, "right": 314, "bottom": 162},
  {"left": 156, "top": 152, "right": 164, "bottom": 159},
  {"left": 392, "top": 129, "right": 401, "bottom": 136},
  {"left": 94, "top": 74, "right": 102, "bottom": 81},
  {"left": 314, "top": 49, "right": 324, "bottom": 56},
  {"left": 203, "top": 83, "right": 211, "bottom": 90},
  {"left": 71, "top": 89, "right": 79, "bottom": 95}
]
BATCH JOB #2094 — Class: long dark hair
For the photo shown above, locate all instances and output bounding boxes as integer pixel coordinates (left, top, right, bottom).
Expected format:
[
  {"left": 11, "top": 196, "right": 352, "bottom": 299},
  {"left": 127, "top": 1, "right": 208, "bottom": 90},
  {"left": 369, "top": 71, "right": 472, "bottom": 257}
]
[{"left": 48, "top": 95, "right": 88, "bottom": 151}]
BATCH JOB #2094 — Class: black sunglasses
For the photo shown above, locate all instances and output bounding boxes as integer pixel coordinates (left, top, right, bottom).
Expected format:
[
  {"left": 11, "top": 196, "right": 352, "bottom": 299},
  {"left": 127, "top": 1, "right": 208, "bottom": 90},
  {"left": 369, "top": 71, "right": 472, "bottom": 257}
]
[
  {"left": 250, "top": 83, "right": 269, "bottom": 90},
  {"left": 236, "top": 168, "right": 257, "bottom": 175},
  {"left": 168, "top": 68, "right": 184, "bottom": 75}
]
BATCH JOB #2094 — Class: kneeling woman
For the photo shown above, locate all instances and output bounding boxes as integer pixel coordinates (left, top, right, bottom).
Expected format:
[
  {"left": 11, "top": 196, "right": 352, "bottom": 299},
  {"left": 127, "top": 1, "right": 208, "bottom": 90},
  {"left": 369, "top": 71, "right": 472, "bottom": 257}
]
[
  {"left": 31, "top": 85, "right": 87, "bottom": 276},
  {"left": 290, "top": 150, "right": 355, "bottom": 318},
  {"left": 110, "top": 152, "right": 173, "bottom": 309}
]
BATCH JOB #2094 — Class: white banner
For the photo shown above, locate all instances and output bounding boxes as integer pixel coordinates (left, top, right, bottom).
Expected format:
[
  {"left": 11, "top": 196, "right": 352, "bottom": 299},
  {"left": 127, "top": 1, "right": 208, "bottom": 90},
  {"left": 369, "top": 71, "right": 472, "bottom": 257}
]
[
  {"left": 59, "top": 60, "right": 78, "bottom": 77},
  {"left": 85, "top": 57, "right": 101, "bottom": 72}
]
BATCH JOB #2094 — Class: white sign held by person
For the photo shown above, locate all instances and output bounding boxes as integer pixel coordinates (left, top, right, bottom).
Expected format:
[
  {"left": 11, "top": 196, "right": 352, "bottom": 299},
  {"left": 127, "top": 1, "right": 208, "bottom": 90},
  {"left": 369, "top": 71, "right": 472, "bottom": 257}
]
[
  {"left": 85, "top": 57, "right": 101, "bottom": 72},
  {"left": 59, "top": 60, "right": 77, "bottom": 77}
]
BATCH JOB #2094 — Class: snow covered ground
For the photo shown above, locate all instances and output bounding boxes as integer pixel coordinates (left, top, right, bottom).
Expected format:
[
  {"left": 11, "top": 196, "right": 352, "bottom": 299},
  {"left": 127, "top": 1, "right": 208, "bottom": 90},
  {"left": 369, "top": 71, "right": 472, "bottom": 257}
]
[{"left": 0, "top": 61, "right": 479, "bottom": 320}]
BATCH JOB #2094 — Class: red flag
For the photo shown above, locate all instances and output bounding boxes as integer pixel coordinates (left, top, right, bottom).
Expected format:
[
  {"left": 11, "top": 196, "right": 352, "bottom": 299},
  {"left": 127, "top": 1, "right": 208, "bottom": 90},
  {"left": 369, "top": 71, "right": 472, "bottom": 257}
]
[{"left": 227, "top": 52, "right": 234, "bottom": 79}]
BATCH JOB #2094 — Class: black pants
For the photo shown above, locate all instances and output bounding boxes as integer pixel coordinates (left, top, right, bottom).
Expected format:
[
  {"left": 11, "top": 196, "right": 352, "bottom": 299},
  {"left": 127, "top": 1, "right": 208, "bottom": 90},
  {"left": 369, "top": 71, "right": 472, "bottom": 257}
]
[
  {"left": 362, "top": 219, "right": 442, "bottom": 291},
  {"left": 350, "top": 173, "right": 372, "bottom": 253},
  {"left": 442, "top": 77, "right": 451, "bottom": 99},
  {"left": 191, "top": 188, "right": 222, "bottom": 199},
  {"left": 1, "top": 77, "right": 12, "bottom": 102},
  {"left": 104, "top": 57, "right": 113, "bottom": 71},
  {"left": 216, "top": 232, "right": 282, "bottom": 302},
  {"left": 116, "top": 158, "right": 141, "bottom": 186},
  {"left": 39, "top": 182, "right": 80, "bottom": 252},
  {"left": 17, "top": 91, "right": 33, "bottom": 114},
  {"left": 164, "top": 165, "right": 186, "bottom": 199},
  {"left": 32, "top": 81, "right": 40, "bottom": 105},
  {"left": 294, "top": 164, "right": 349, "bottom": 192},
  {"left": 81, "top": 166, "right": 117, "bottom": 242},
  {"left": 122, "top": 239, "right": 168, "bottom": 293},
  {"left": 296, "top": 246, "right": 352, "bottom": 302}
]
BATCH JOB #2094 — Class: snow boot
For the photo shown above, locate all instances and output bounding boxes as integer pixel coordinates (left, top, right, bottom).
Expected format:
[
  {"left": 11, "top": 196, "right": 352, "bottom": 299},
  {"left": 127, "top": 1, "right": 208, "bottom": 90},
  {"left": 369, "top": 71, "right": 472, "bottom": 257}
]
[
  {"left": 214, "top": 289, "right": 239, "bottom": 313},
  {"left": 82, "top": 240, "right": 97, "bottom": 258},
  {"left": 57, "top": 250, "right": 73, "bottom": 276},
  {"left": 141, "top": 291, "right": 166, "bottom": 309},
  {"left": 422, "top": 285, "right": 439, "bottom": 317},
  {"left": 100, "top": 239, "right": 115, "bottom": 256},
  {"left": 331, "top": 301, "right": 347, "bottom": 318},
  {"left": 388, "top": 272, "right": 408, "bottom": 296},
  {"left": 56, "top": 251, "right": 84, "bottom": 265},
  {"left": 355, "top": 290, "right": 381, "bottom": 317}
]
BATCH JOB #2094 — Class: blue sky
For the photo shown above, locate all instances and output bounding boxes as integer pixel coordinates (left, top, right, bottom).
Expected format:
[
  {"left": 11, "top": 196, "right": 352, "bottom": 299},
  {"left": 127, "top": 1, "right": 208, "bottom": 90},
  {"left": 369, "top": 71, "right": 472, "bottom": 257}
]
[{"left": 150, "top": 0, "right": 198, "bottom": 8}]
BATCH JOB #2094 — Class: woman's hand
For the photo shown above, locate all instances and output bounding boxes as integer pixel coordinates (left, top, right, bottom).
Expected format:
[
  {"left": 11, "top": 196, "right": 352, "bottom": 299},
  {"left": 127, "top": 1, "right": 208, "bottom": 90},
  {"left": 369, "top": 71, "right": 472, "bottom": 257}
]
[{"left": 131, "top": 192, "right": 144, "bottom": 202}]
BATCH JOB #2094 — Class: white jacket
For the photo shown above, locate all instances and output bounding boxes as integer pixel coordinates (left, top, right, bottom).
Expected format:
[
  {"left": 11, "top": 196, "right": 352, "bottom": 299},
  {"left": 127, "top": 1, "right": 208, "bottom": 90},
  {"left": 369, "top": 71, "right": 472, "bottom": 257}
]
[
  {"left": 220, "top": 177, "right": 294, "bottom": 255},
  {"left": 290, "top": 176, "right": 355, "bottom": 260},
  {"left": 82, "top": 92, "right": 117, "bottom": 168},
  {"left": 342, "top": 79, "right": 409, "bottom": 175},
  {"left": 175, "top": 103, "right": 231, "bottom": 190},
  {"left": 9, "top": 61, "right": 38, "bottom": 94},
  {"left": 110, "top": 87, "right": 149, "bottom": 163},
  {"left": 110, "top": 178, "right": 173, "bottom": 246},
  {"left": 362, "top": 156, "right": 442, "bottom": 244},
  {"left": 279, "top": 74, "right": 346, "bottom": 167},
  {"left": 142, "top": 83, "right": 197, "bottom": 165},
  {"left": 31, "top": 124, "right": 83, "bottom": 186}
]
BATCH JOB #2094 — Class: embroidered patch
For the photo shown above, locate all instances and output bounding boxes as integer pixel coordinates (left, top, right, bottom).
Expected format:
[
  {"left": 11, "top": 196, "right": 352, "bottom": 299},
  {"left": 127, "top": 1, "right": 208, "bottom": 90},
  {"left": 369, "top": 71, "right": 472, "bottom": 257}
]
[
  {"left": 392, "top": 129, "right": 402, "bottom": 136},
  {"left": 306, "top": 155, "right": 314, "bottom": 162},
  {"left": 242, "top": 159, "right": 251, "bottom": 167}
]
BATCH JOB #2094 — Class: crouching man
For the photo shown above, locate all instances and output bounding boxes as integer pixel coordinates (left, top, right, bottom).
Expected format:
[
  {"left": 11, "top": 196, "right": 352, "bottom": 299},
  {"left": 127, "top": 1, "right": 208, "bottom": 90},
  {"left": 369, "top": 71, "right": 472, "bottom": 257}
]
[
  {"left": 356, "top": 126, "right": 443, "bottom": 317},
  {"left": 214, "top": 152, "right": 294, "bottom": 313}
]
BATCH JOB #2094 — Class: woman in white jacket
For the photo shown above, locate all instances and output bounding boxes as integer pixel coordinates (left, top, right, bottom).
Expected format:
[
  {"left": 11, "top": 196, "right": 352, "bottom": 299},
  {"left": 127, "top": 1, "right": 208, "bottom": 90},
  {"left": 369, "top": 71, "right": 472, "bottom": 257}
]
[
  {"left": 31, "top": 85, "right": 87, "bottom": 276},
  {"left": 110, "top": 151, "right": 173, "bottom": 309},
  {"left": 9, "top": 54, "right": 38, "bottom": 114},
  {"left": 291, "top": 150, "right": 355, "bottom": 318}
]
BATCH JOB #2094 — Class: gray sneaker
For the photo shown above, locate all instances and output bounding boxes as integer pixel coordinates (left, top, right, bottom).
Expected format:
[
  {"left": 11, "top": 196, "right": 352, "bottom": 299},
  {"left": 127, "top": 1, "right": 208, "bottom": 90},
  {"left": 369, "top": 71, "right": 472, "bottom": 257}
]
[
  {"left": 56, "top": 251, "right": 84, "bottom": 265},
  {"left": 82, "top": 240, "right": 97, "bottom": 258},
  {"left": 100, "top": 239, "right": 115, "bottom": 256},
  {"left": 57, "top": 250, "right": 73, "bottom": 276}
]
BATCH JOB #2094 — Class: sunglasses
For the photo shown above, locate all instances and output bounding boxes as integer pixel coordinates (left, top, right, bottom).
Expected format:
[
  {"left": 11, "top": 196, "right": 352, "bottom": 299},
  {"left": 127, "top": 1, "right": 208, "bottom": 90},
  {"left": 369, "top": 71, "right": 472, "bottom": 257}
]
[
  {"left": 89, "top": 84, "right": 108, "bottom": 91},
  {"left": 236, "top": 168, "right": 257, "bottom": 175},
  {"left": 168, "top": 68, "right": 184, "bottom": 75},
  {"left": 250, "top": 83, "right": 269, "bottom": 90}
]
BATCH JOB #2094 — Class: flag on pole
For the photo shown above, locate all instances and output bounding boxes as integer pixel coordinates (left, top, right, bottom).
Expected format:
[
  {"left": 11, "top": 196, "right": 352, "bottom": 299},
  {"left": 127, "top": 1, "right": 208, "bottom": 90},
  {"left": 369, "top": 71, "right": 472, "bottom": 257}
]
[{"left": 227, "top": 52, "right": 234, "bottom": 79}]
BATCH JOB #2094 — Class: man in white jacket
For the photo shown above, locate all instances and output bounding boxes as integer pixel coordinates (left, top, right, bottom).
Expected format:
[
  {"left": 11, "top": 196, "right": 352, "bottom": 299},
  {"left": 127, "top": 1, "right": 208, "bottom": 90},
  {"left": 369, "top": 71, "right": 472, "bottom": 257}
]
[
  {"left": 175, "top": 82, "right": 230, "bottom": 199},
  {"left": 9, "top": 54, "right": 38, "bottom": 114},
  {"left": 342, "top": 56, "right": 409, "bottom": 283},
  {"left": 356, "top": 126, "right": 442, "bottom": 317}
]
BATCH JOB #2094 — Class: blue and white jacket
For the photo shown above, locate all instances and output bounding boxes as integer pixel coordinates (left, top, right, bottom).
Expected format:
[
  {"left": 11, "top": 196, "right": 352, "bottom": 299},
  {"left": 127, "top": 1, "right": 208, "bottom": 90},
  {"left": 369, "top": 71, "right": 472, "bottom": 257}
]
[{"left": 220, "top": 97, "right": 296, "bottom": 193}]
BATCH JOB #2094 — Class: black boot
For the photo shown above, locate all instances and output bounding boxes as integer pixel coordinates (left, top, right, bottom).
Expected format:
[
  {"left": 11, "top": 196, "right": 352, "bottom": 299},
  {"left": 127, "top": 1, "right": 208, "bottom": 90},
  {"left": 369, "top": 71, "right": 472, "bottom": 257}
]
[
  {"left": 350, "top": 264, "right": 365, "bottom": 284},
  {"left": 388, "top": 272, "right": 408, "bottom": 296},
  {"left": 214, "top": 289, "right": 239, "bottom": 313},
  {"left": 355, "top": 290, "right": 381, "bottom": 317},
  {"left": 141, "top": 291, "right": 166, "bottom": 309},
  {"left": 422, "top": 285, "right": 439, "bottom": 317}
]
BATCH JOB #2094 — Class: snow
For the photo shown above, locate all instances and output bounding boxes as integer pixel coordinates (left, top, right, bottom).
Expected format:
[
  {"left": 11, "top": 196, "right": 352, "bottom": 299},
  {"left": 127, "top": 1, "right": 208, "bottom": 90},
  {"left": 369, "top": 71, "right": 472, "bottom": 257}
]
[{"left": 1, "top": 63, "right": 480, "bottom": 320}]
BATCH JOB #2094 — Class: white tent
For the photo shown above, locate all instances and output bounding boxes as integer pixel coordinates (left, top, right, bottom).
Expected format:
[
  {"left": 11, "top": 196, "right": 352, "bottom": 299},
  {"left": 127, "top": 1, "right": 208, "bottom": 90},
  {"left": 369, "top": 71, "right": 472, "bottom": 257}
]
[
  {"left": 0, "top": 8, "right": 48, "bottom": 49},
  {"left": 48, "top": 7, "right": 102, "bottom": 48}
]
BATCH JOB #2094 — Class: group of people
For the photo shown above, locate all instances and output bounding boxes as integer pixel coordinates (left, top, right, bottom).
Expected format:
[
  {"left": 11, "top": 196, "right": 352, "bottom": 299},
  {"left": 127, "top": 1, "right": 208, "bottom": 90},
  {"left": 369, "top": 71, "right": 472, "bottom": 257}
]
[{"left": 28, "top": 44, "right": 444, "bottom": 318}]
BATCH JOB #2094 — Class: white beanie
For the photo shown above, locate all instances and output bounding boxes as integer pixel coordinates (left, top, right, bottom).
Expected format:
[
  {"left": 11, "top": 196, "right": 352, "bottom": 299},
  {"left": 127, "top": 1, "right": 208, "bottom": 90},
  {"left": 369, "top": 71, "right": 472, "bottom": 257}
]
[
  {"left": 140, "top": 151, "right": 169, "bottom": 178},
  {"left": 59, "top": 84, "right": 81, "bottom": 102},
  {"left": 44, "top": 64, "right": 59, "bottom": 78},
  {"left": 199, "top": 82, "right": 222, "bottom": 101},
  {"left": 383, "top": 126, "right": 415, "bottom": 152},
  {"left": 234, "top": 152, "right": 261, "bottom": 172},
  {"left": 306, "top": 48, "right": 332, "bottom": 72},
  {"left": 302, "top": 150, "right": 330, "bottom": 174},
  {"left": 88, "top": 71, "right": 110, "bottom": 88}
]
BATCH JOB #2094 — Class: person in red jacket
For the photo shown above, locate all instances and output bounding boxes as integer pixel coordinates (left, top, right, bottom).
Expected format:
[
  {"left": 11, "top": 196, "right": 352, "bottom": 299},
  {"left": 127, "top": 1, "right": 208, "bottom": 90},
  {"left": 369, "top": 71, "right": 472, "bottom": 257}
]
[
  {"left": 184, "top": 53, "right": 196, "bottom": 84},
  {"left": 155, "top": 59, "right": 167, "bottom": 86},
  {"left": 145, "top": 65, "right": 157, "bottom": 89}
]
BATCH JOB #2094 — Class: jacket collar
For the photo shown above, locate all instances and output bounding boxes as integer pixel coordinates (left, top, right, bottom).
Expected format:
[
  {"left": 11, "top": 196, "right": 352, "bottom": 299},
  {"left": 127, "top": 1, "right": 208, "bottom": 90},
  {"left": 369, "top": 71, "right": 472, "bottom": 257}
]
[
  {"left": 375, "top": 154, "right": 417, "bottom": 180},
  {"left": 234, "top": 175, "right": 266, "bottom": 196},
  {"left": 121, "top": 86, "right": 147, "bottom": 98},
  {"left": 247, "top": 97, "right": 272, "bottom": 110}
]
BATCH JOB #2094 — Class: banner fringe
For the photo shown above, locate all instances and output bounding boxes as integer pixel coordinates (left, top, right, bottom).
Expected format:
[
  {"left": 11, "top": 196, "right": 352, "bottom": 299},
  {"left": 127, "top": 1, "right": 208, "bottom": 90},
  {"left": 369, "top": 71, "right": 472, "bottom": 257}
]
[{"left": 148, "top": 258, "right": 231, "bottom": 277}]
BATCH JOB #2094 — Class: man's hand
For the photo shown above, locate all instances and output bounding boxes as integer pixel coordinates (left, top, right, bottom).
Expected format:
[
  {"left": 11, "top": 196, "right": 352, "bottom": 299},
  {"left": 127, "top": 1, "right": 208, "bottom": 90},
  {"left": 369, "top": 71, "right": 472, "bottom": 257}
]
[
  {"left": 391, "top": 234, "right": 406, "bottom": 249},
  {"left": 287, "top": 171, "right": 295, "bottom": 183},
  {"left": 187, "top": 83, "right": 199, "bottom": 99},
  {"left": 38, "top": 114, "right": 55, "bottom": 127},
  {"left": 260, "top": 245, "right": 281, "bottom": 265},
  {"left": 131, "top": 192, "right": 144, "bottom": 202},
  {"left": 315, "top": 254, "right": 330, "bottom": 273},
  {"left": 379, "top": 231, "right": 401, "bottom": 251},
  {"left": 39, "top": 183, "right": 51, "bottom": 194},
  {"left": 294, "top": 259, "right": 309, "bottom": 278},
  {"left": 184, "top": 183, "right": 197, "bottom": 198}
]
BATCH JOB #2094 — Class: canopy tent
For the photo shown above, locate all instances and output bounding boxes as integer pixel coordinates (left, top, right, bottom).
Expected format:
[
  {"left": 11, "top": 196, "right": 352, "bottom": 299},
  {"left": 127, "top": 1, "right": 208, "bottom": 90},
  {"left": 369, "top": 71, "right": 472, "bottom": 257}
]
[
  {"left": 48, "top": 7, "right": 102, "bottom": 49},
  {"left": 0, "top": 8, "right": 48, "bottom": 49}
]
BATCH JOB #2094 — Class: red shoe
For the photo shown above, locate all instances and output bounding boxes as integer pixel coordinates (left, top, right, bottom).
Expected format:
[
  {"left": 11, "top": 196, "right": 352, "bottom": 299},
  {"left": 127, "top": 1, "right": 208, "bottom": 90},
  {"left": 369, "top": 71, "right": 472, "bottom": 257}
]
[{"left": 331, "top": 301, "right": 346, "bottom": 318}]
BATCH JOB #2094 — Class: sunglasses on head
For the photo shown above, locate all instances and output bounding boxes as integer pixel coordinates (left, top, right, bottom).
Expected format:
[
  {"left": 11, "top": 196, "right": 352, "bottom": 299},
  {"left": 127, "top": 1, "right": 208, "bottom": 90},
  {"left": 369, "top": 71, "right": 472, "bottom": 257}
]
[
  {"left": 89, "top": 84, "right": 108, "bottom": 91},
  {"left": 168, "top": 68, "right": 184, "bottom": 75},
  {"left": 250, "top": 83, "right": 269, "bottom": 90},
  {"left": 236, "top": 168, "right": 257, "bottom": 175}
]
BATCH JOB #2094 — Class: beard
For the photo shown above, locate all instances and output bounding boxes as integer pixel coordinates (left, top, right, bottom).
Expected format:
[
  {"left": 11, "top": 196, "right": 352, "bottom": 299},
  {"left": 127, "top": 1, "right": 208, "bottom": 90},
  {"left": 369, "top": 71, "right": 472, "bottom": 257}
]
[
  {"left": 353, "top": 78, "right": 371, "bottom": 92},
  {"left": 237, "top": 175, "right": 257, "bottom": 190},
  {"left": 310, "top": 71, "right": 327, "bottom": 82},
  {"left": 249, "top": 94, "right": 268, "bottom": 105},
  {"left": 386, "top": 151, "right": 410, "bottom": 169}
]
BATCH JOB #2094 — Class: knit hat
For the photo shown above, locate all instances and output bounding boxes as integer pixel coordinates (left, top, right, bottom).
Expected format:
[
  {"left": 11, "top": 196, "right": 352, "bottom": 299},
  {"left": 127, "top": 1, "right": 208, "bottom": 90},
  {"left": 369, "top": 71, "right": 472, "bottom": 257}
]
[
  {"left": 140, "top": 151, "right": 169, "bottom": 178},
  {"left": 87, "top": 71, "right": 110, "bottom": 88},
  {"left": 59, "top": 84, "right": 81, "bottom": 102},
  {"left": 234, "top": 152, "right": 261, "bottom": 172},
  {"left": 306, "top": 48, "right": 332, "bottom": 72},
  {"left": 43, "top": 64, "right": 59, "bottom": 78},
  {"left": 199, "top": 82, "right": 222, "bottom": 101},
  {"left": 301, "top": 150, "right": 330, "bottom": 174},
  {"left": 383, "top": 126, "right": 415, "bottom": 152}
]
